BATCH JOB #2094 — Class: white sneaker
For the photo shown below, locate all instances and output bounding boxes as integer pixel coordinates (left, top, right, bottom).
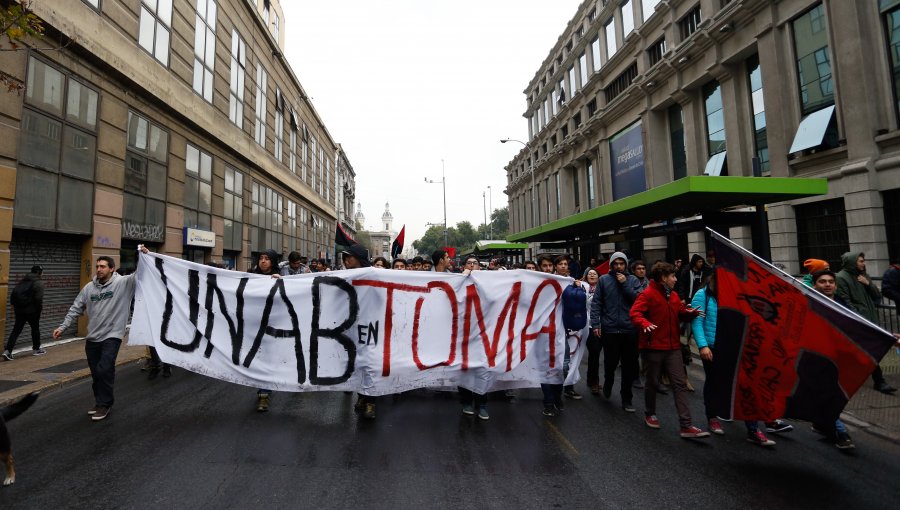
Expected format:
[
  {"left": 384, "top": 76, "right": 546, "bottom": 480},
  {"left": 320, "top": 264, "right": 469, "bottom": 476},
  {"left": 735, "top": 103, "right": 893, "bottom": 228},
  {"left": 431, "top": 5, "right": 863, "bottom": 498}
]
[
  {"left": 2, "top": 351, "right": 12, "bottom": 361},
  {"left": 33, "top": 348, "right": 47, "bottom": 356}
]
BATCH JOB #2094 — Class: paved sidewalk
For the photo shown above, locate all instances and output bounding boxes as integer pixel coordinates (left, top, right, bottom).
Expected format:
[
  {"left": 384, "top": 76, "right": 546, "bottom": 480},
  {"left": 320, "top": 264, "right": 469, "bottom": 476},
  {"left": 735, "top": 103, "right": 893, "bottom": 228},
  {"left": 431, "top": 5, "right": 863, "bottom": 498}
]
[
  {"left": 2, "top": 337, "right": 900, "bottom": 444},
  {"left": 0, "top": 337, "right": 147, "bottom": 407}
]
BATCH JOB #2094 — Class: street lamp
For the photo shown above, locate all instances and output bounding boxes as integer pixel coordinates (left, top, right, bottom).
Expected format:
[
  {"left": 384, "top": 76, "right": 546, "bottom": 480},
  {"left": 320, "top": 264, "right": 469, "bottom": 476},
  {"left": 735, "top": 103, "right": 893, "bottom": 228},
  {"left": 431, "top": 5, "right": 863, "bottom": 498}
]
[
  {"left": 425, "top": 159, "right": 448, "bottom": 248},
  {"left": 500, "top": 138, "right": 534, "bottom": 231},
  {"left": 482, "top": 190, "right": 488, "bottom": 240},
  {"left": 487, "top": 185, "right": 492, "bottom": 239}
]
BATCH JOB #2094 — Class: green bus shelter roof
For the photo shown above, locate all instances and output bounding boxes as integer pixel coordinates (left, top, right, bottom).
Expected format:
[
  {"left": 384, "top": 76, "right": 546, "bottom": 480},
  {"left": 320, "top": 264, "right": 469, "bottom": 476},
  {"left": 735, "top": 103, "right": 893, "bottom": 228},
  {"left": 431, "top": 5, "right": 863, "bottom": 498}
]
[
  {"left": 508, "top": 176, "right": 827, "bottom": 243},
  {"left": 474, "top": 242, "right": 529, "bottom": 252}
]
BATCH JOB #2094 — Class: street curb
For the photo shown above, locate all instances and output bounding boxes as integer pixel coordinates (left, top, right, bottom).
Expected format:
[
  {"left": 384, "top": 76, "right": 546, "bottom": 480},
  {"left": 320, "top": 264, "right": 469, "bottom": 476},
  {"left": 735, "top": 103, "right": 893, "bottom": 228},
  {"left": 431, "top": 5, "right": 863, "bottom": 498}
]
[
  {"left": 842, "top": 410, "right": 900, "bottom": 445},
  {"left": 0, "top": 346, "right": 147, "bottom": 408}
]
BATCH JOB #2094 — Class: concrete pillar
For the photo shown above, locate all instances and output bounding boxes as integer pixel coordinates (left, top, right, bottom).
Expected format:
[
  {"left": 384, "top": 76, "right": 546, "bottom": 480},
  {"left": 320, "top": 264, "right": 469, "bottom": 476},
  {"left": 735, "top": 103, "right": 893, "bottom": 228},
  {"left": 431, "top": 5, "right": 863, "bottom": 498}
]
[
  {"left": 729, "top": 226, "right": 753, "bottom": 251},
  {"left": 767, "top": 203, "right": 799, "bottom": 275}
]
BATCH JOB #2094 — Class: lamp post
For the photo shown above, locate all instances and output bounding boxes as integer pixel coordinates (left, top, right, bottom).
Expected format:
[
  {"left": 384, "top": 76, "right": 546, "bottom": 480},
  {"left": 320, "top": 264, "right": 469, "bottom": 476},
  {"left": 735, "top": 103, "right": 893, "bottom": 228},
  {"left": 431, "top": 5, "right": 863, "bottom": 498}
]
[
  {"left": 487, "top": 185, "right": 493, "bottom": 239},
  {"left": 425, "top": 159, "right": 448, "bottom": 248},
  {"left": 482, "top": 191, "right": 488, "bottom": 240}
]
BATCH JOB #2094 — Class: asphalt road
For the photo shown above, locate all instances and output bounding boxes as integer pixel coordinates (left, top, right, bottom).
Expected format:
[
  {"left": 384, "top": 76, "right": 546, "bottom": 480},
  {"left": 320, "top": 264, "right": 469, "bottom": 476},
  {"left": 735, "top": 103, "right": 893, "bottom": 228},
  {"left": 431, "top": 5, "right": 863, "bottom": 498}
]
[{"left": 2, "top": 363, "right": 899, "bottom": 509}]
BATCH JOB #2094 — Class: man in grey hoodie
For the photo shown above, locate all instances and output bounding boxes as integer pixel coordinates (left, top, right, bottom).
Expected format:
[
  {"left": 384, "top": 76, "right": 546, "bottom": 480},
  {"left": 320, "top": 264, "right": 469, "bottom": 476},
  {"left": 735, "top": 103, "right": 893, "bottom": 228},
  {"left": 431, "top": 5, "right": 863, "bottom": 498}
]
[
  {"left": 590, "top": 251, "right": 642, "bottom": 412},
  {"left": 53, "top": 249, "right": 148, "bottom": 421}
]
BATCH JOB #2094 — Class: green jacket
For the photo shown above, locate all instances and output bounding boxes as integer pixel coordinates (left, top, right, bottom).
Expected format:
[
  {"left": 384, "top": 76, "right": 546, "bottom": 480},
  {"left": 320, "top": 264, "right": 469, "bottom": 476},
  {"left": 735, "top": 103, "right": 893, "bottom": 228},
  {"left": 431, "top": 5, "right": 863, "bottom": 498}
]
[{"left": 835, "top": 251, "right": 881, "bottom": 322}]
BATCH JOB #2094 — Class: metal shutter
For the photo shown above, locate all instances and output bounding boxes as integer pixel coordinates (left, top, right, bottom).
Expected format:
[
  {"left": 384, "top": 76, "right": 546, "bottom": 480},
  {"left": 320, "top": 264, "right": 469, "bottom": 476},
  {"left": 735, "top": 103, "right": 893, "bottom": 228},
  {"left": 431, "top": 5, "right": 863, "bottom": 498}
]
[{"left": 5, "top": 231, "right": 84, "bottom": 343}]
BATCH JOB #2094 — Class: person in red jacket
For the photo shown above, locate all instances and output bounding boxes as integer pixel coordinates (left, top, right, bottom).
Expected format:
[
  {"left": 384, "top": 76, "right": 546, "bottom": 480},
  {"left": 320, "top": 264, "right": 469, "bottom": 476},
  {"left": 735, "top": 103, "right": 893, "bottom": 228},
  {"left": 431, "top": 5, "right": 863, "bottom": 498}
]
[{"left": 630, "top": 261, "right": 709, "bottom": 439}]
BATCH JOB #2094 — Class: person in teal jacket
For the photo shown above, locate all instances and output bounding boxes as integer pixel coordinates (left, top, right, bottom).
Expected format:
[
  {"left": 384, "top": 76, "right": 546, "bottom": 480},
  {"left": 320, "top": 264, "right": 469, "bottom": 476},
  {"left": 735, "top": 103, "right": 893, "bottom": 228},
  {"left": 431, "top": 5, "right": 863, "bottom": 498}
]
[{"left": 691, "top": 273, "right": 776, "bottom": 446}]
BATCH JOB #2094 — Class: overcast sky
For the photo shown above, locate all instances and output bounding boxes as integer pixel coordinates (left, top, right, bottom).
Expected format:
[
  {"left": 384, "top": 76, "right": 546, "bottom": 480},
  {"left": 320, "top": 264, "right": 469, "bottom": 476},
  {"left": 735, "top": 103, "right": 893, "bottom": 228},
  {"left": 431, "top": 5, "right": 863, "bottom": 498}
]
[{"left": 281, "top": 1, "right": 582, "bottom": 251}]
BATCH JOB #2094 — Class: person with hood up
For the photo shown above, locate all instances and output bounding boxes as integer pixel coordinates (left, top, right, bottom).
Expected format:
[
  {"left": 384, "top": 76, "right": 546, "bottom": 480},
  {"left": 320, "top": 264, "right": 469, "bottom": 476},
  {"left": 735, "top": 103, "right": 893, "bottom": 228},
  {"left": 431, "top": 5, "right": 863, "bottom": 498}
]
[
  {"left": 589, "top": 251, "right": 642, "bottom": 412},
  {"left": 4, "top": 265, "right": 46, "bottom": 360},
  {"left": 252, "top": 249, "right": 283, "bottom": 411},
  {"left": 835, "top": 251, "right": 896, "bottom": 394},
  {"left": 340, "top": 245, "right": 381, "bottom": 419}
]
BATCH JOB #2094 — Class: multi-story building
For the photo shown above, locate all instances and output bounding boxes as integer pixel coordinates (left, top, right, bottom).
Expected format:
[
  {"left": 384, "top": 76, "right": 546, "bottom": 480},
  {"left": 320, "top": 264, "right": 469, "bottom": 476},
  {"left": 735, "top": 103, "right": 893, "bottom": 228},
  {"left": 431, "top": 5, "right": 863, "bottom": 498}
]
[
  {"left": 336, "top": 144, "right": 357, "bottom": 239},
  {"left": 0, "top": 0, "right": 352, "bottom": 339},
  {"left": 505, "top": 0, "right": 900, "bottom": 278}
]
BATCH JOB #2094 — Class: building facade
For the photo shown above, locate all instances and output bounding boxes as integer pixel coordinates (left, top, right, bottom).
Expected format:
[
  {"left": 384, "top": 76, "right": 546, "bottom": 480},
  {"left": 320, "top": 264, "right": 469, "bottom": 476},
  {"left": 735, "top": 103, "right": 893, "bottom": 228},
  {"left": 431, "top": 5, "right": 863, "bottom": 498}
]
[
  {"left": 0, "top": 0, "right": 352, "bottom": 338},
  {"left": 505, "top": 0, "right": 900, "bottom": 277}
]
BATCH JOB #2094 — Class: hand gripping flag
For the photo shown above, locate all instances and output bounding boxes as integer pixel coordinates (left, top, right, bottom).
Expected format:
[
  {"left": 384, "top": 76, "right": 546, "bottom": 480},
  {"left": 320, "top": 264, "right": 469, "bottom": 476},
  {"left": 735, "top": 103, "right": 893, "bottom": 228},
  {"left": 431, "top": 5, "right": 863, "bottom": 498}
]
[
  {"left": 707, "top": 229, "right": 896, "bottom": 425},
  {"left": 391, "top": 225, "right": 405, "bottom": 259},
  {"left": 335, "top": 223, "right": 357, "bottom": 248}
]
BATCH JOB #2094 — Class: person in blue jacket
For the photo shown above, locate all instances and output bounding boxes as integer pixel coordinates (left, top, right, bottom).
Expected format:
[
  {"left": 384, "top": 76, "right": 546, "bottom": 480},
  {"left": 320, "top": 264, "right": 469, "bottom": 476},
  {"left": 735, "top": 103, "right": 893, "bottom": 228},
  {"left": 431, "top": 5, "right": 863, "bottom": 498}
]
[{"left": 691, "top": 272, "right": 776, "bottom": 447}]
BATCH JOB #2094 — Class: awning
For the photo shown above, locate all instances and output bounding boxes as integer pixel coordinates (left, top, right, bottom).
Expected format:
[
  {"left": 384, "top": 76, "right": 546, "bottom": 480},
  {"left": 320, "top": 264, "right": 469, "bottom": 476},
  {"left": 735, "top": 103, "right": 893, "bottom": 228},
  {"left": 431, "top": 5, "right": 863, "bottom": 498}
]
[
  {"left": 508, "top": 175, "right": 827, "bottom": 243},
  {"left": 474, "top": 241, "right": 529, "bottom": 252},
  {"left": 789, "top": 105, "right": 836, "bottom": 154}
]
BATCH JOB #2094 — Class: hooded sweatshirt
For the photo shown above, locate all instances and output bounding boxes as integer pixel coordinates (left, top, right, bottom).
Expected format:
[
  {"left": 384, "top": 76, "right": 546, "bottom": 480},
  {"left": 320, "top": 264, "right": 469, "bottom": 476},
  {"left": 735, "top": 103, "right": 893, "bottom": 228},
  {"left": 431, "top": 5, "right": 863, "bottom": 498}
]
[
  {"left": 58, "top": 272, "right": 137, "bottom": 342},
  {"left": 835, "top": 251, "right": 881, "bottom": 322},
  {"left": 676, "top": 254, "right": 705, "bottom": 301},
  {"left": 589, "top": 251, "right": 641, "bottom": 333}
]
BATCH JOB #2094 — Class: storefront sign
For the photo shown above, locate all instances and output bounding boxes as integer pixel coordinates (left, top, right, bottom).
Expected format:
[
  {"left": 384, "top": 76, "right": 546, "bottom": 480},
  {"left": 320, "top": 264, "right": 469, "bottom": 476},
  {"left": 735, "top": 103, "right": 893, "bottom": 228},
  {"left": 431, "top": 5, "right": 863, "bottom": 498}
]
[
  {"left": 609, "top": 120, "right": 647, "bottom": 200},
  {"left": 184, "top": 228, "right": 215, "bottom": 248}
]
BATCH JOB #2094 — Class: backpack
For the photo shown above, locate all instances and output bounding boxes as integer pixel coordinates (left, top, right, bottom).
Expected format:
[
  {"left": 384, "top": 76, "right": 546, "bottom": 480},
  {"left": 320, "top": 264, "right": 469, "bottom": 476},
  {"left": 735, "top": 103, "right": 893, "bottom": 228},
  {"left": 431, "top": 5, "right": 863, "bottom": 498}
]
[
  {"left": 10, "top": 278, "right": 34, "bottom": 308},
  {"left": 561, "top": 282, "right": 587, "bottom": 331}
]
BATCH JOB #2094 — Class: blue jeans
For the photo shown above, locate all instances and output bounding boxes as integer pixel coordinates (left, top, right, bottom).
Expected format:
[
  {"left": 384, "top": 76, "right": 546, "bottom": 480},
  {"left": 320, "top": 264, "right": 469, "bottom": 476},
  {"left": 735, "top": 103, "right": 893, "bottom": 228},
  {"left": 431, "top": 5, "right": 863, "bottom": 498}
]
[
  {"left": 85, "top": 338, "right": 122, "bottom": 407},
  {"left": 541, "top": 384, "right": 562, "bottom": 407}
]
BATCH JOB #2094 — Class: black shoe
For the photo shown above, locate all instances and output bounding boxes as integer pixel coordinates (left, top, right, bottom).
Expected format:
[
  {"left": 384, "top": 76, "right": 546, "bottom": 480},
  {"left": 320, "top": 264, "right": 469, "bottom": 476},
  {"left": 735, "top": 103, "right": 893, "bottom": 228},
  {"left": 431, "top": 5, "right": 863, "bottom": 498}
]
[
  {"left": 602, "top": 386, "right": 612, "bottom": 399},
  {"left": 875, "top": 382, "right": 897, "bottom": 395},
  {"left": 656, "top": 387, "right": 668, "bottom": 395},
  {"left": 147, "top": 366, "right": 160, "bottom": 380},
  {"left": 162, "top": 365, "right": 172, "bottom": 378},
  {"left": 835, "top": 432, "right": 855, "bottom": 449}
]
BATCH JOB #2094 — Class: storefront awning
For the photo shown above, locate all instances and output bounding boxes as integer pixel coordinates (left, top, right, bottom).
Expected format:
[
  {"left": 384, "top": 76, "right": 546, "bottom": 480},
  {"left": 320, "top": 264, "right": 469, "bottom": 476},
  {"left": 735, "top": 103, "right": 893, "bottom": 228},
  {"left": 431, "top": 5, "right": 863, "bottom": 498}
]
[
  {"left": 508, "top": 176, "right": 827, "bottom": 243},
  {"left": 473, "top": 241, "right": 529, "bottom": 252}
]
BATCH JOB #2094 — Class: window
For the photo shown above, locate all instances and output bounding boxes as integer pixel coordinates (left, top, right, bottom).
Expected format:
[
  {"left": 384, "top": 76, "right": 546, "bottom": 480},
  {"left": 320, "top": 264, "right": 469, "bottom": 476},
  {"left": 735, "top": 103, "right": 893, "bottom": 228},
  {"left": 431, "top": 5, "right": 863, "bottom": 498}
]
[
  {"left": 545, "top": 178, "right": 551, "bottom": 219},
  {"left": 310, "top": 136, "right": 317, "bottom": 186},
  {"left": 552, "top": 82, "right": 560, "bottom": 114},
  {"left": 578, "top": 52, "right": 588, "bottom": 89},
  {"left": 318, "top": 147, "right": 325, "bottom": 194},
  {"left": 229, "top": 29, "right": 247, "bottom": 127},
  {"left": 184, "top": 143, "right": 212, "bottom": 231},
  {"left": 884, "top": 2, "right": 900, "bottom": 123},
  {"left": 287, "top": 200, "right": 298, "bottom": 252},
  {"left": 573, "top": 167, "right": 580, "bottom": 209},
  {"left": 747, "top": 55, "right": 769, "bottom": 175},
  {"left": 669, "top": 104, "right": 687, "bottom": 180},
  {"left": 679, "top": 5, "right": 702, "bottom": 41},
  {"left": 573, "top": 112, "right": 582, "bottom": 128},
  {"left": 555, "top": 172, "right": 561, "bottom": 216},
  {"left": 586, "top": 161, "right": 595, "bottom": 208},
  {"left": 648, "top": 37, "right": 666, "bottom": 66},
  {"left": 83, "top": 0, "right": 100, "bottom": 10},
  {"left": 123, "top": 111, "right": 168, "bottom": 242},
  {"left": 591, "top": 37, "right": 602, "bottom": 72},
  {"left": 588, "top": 8, "right": 597, "bottom": 22},
  {"left": 554, "top": 75, "right": 575, "bottom": 106},
  {"left": 301, "top": 126, "right": 309, "bottom": 180},
  {"left": 250, "top": 181, "right": 283, "bottom": 252},
  {"left": 622, "top": 0, "right": 634, "bottom": 37},
  {"left": 224, "top": 166, "right": 243, "bottom": 251},
  {"left": 884, "top": 188, "right": 900, "bottom": 264},
  {"left": 795, "top": 198, "right": 848, "bottom": 271},
  {"left": 604, "top": 63, "right": 638, "bottom": 103},
  {"left": 138, "top": 0, "right": 172, "bottom": 66},
  {"left": 587, "top": 98, "right": 597, "bottom": 116},
  {"left": 642, "top": 0, "right": 661, "bottom": 23},
  {"left": 289, "top": 112, "right": 298, "bottom": 174},
  {"left": 192, "top": 0, "right": 217, "bottom": 102},
  {"left": 16, "top": 57, "right": 98, "bottom": 233},
  {"left": 885, "top": 4, "right": 900, "bottom": 124},
  {"left": 568, "top": 65, "right": 576, "bottom": 96},
  {"left": 605, "top": 18, "right": 617, "bottom": 58},
  {"left": 254, "top": 63, "right": 267, "bottom": 146},
  {"left": 272, "top": 12, "right": 280, "bottom": 41},
  {"left": 704, "top": 80, "right": 726, "bottom": 156},
  {"left": 793, "top": 4, "right": 833, "bottom": 115},
  {"left": 274, "top": 89, "right": 284, "bottom": 162}
]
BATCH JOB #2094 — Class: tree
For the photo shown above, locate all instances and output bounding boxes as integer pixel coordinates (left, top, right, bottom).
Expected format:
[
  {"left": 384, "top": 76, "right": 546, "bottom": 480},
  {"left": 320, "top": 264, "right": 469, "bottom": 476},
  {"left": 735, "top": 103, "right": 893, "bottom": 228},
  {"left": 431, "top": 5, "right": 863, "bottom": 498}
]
[
  {"left": 1, "top": 2, "right": 48, "bottom": 94},
  {"left": 491, "top": 207, "right": 509, "bottom": 239}
]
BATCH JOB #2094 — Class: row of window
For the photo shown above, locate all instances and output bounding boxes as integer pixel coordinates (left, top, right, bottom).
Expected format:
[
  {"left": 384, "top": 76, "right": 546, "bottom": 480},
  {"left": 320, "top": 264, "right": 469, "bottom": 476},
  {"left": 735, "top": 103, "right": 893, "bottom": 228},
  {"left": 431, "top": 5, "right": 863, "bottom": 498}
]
[
  {"left": 15, "top": 56, "right": 332, "bottom": 257},
  {"left": 88, "top": 0, "right": 336, "bottom": 205}
]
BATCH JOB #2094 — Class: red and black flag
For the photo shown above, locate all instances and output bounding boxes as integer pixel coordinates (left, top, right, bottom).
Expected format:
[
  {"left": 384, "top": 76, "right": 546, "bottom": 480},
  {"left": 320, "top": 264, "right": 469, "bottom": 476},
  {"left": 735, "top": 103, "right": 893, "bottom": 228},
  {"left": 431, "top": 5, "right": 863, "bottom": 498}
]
[
  {"left": 708, "top": 229, "right": 895, "bottom": 425},
  {"left": 391, "top": 225, "right": 405, "bottom": 259},
  {"left": 335, "top": 223, "right": 357, "bottom": 248}
]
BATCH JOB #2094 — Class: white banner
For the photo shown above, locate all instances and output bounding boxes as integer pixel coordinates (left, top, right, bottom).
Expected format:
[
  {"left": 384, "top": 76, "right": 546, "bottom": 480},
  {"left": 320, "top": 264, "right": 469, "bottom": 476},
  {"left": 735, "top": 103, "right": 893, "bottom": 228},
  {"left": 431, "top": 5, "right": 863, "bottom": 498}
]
[{"left": 130, "top": 252, "right": 586, "bottom": 395}]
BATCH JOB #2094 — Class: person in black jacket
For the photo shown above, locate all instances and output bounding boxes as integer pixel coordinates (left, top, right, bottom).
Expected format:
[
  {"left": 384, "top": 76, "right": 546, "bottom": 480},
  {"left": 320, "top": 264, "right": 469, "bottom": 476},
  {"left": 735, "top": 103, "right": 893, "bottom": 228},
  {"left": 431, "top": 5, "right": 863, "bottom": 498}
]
[
  {"left": 3, "top": 266, "right": 46, "bottom": 360},
  {"left": 883, "top": 255, "right": 900, "bottom": 315}
]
